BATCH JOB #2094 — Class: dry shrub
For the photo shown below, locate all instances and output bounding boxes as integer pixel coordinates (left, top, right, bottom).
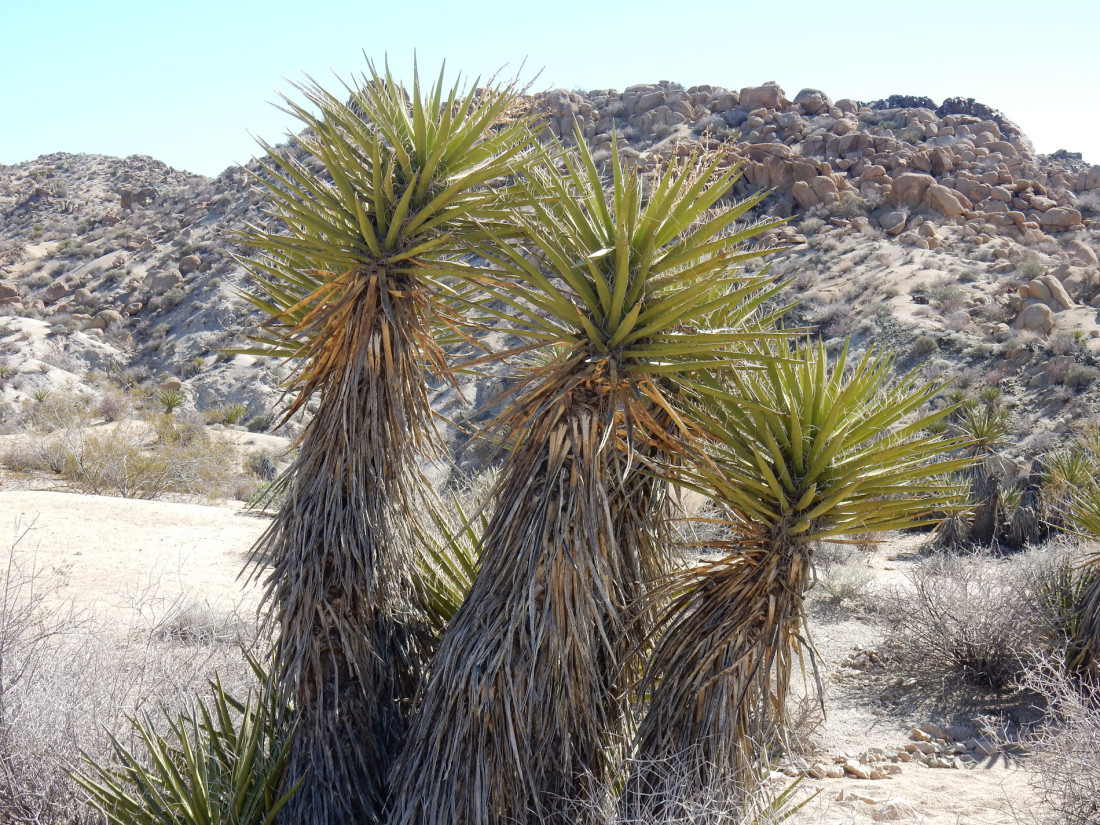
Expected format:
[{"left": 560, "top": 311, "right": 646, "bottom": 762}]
[
  {"left": 811, "top": 542, "right": 876, "bottom": 608},
  {"left": 885, "top": 552, "right": 1057, "bottom": 692},
  {"left": 146, "top": 594, "right": 257, "bottom": 646},
  {"left": 233, "top": 473, "right": 262, "bottom": 502},
  {"left": 817, "top": 559, "right": 875, "bottom": 607},
  {"left": 2, "top": 398, "right": 237, "bottom": 500},
  {"left": 95, "top": 388, "right": 134, "bottom": 422},
  {"left": 0, "top": 525, "right": 258, "bottom": 824},
  {"left": 48, "top": 424, "right": 231, "bottom": 499},
  {"left": 575, "top": 753, "right": 812, "bottom": 825},
  {"left": 1025, "top": 660, "right": 1100, "bottom": 825},
  {"left": 782, "top": 694, "right": 827, "bottom": 761}
]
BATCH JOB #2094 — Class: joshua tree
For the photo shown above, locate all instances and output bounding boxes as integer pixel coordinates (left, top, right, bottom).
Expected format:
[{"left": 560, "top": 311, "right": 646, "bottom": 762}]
[
  {"left": 389, "top": 138, "right": 787, "bottom": 825},
  {"left": 238, "top": 62, "right": 537, "bottom": 825},
  {"left": 624, "top": 342, "right": 967, "bottom": 817},
  {"left": 72, "top": 59, "right": 978, "bottom": 825}
]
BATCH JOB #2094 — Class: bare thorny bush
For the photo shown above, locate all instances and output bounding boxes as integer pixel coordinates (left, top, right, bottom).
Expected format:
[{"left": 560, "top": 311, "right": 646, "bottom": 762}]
[
  {"left": 1025, "top": 659, "right": 1100, "bottom": 825},
  {"left": 0, "top": 519, "right": 259, "bottom": 824},
  {"left": 809, "top": 541, "right": 878, "bottom": 610},
  {"left": 883, "top": 548, "right": 1070, "bottom": 695},
  {"left": 560, "top": 752, "right": 810, "bottom": 825},
  {"left": 1, "top": 394, "right": 238, "bottom": 500}
]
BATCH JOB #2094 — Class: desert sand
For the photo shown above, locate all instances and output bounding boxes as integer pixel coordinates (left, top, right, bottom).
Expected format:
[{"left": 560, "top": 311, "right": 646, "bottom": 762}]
[{"left": 0, "top": 489, "right": 1039, "bottom": 824}]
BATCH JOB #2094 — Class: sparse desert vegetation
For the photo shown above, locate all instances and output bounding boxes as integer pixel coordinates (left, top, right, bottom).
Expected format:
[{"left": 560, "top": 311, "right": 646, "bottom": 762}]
[
  {"left": 0, "top": 58, "right": 1099, "bottom": 825},
  {"left": 0, "top": 520, "right": 259, "bottom": 825}
]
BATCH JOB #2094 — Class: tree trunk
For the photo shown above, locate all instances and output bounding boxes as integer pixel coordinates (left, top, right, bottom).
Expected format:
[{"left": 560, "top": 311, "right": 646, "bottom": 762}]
[
  {"left": 253, "top": 282, "right": 432, "bottom": 825},
  {"left": 390, "top": 402, "right": 662, "bottom": 825}
]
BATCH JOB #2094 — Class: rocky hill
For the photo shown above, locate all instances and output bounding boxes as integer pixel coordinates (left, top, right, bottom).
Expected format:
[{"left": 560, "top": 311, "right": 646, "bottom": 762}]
[{"left": 1, "top": 79, "right": 1099, "bottom": 478}]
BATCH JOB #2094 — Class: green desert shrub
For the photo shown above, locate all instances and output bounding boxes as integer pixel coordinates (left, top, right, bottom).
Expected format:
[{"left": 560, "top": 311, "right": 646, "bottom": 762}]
[
  {"left": 245, "top": 414, "right": 271, "bottom": 433},
  {"left": 911, "top": 335, "right": 938, "bottom": 355},
  {"left": 1015, "top": 249, "right": 1047, "bottom": 279},
  {"left": 1065, "top": 364, "right": 1100, "bottom": 391}
]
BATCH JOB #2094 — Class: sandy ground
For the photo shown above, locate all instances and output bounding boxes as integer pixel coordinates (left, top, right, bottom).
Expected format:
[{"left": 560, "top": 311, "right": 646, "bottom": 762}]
[
  {"left": 789, "top": 766, "right": 1032, "bottom": 825},
  {"left": 783, "top": 534, "right": 1039, "bottom": 824},
  {"left": 0, "top": 489, "right": 1042, "bottom": 823},
  {"left": 0, "top": 490, "right": 268, "bottom": 619}
]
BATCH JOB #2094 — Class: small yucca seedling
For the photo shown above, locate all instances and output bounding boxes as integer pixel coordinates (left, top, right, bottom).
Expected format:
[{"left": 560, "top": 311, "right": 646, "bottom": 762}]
[
  {"left": 945, "top": 388, "right": 970, "bottom": 405},
  {"left": 223, "top": 402, "right": 248, "bottom": 425},
  {"left": 155, "top": 388, "right": 185, "bottom": 414},
  {"left": 925, "top": 416, "right": 950, "bottom": 435},
  {"left": 979, "top": 385, "right": 1003, "bottom": 406}
]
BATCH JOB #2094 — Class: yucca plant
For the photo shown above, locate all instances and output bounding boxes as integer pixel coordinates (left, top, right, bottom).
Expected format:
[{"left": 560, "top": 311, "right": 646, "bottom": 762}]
[
  {"left": 978, "top": 385, "right": 1003, "bottom": 407},
  {"left": 154, "top": 387, "right": 185, "bottom": 414},
  {"left": 624, "top": 341, "right": 968, "bottom": 817},
  {"left": 943, "top": 401, "right": 1011, "bottom": 545},
  {"left": 1043, "top": 445, "right": 1097, "bottom": 534},
  {"left": 236, "top": 60, "right": 538, "bottom": 824},
  {"left": 998, "top": 484, "right": 1024, "bottom": 526},
  {"left": 389, "top": 135, "right": 788, "bottom": 825},
  {"left": 1058, "top": 479, "right": 1100, "bottom": 674},
  {"left": 415, "top": 484, "right": 490, "bottom": 638},
  {"left": 73, "top": 659, "right": 298, "bottom": 825},
  {"left": 932, "top": 474, "right": 976, "bottom": 550},
  {"left": 944, "top": 388, "right": 970, "bottom": 418},
  {"left": 1001, "top": 459, "right": 1048, "bottom": 549},
  {"left": 956, "top": 401, "right": 1011, "bottom": 453}
]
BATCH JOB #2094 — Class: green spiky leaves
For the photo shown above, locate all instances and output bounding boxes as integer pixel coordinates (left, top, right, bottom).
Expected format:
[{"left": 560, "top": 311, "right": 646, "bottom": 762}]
[
  {"left": 693, "top": 340, "right": 972, "bottom": 542},
  {"left": 467, "top": 133, "right": 791, "bottom": 448},
  {"left": 74, "top": 659, "right": 298, "bottom": 825},
  {"left": 236, "top": 58, "right": 538, "bottom": 415}
]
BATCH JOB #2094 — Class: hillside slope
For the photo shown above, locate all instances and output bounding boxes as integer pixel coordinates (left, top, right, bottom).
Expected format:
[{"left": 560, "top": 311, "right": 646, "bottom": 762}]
[{"left": 1, "top": 80, "right": 1098, "bottom": 477}]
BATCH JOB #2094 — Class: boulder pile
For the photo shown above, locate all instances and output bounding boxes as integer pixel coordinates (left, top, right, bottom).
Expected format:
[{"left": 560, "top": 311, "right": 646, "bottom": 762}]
[{"left": 531, "top": 82, "right": 1097, "bottom": 248}]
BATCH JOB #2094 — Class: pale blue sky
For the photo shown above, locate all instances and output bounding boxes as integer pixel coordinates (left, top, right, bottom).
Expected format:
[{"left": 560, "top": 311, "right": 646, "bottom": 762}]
[{"left": 3, "top": 0, "right": 1096, "bottom": 176}]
